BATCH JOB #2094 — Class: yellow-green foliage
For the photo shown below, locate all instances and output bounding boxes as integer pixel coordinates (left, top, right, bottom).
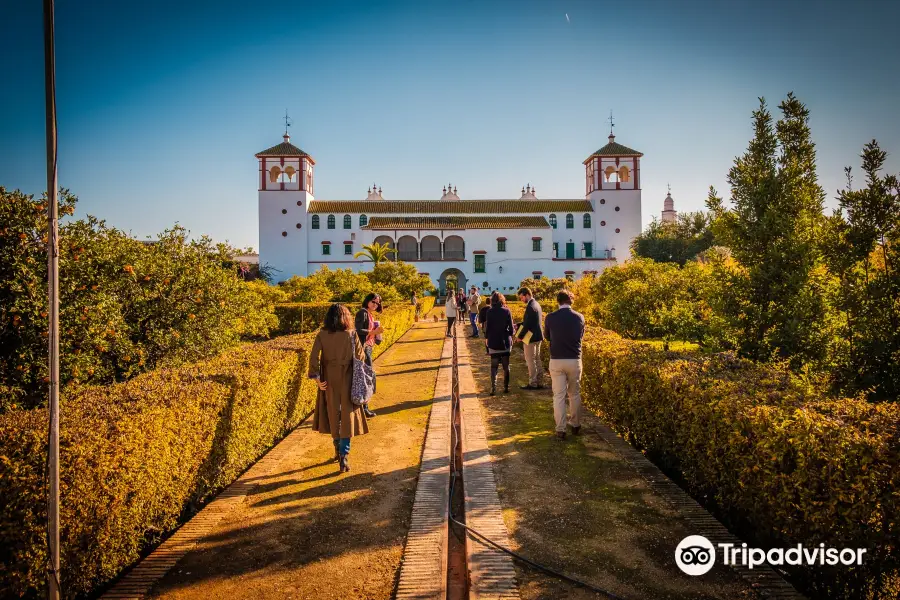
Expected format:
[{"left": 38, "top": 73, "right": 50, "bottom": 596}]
[
  {"left": 273, "top": 302, "right": 333, "bottom": 335},
  {"left": 0, "top": 334, "right": 316, "bottom": 598},
  {"left": 580, "top": 327, "right": 900, "bottom": 599}
]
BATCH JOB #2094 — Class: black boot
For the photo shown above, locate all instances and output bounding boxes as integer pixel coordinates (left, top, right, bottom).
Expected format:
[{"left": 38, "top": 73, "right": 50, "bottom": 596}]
[
  {"left": 363, "top": 405, "right": 376, "bottom": 418},
  {"left": 334, "top": 445, "right": 340, "bottom": 462},
  {"left": 339, "top": 454, "right": 351, "bottom": 473},
  {"left": 490, "top": 381, "right": 496, "bottom": 396},
  {"left": 504, "top": 378, "right": 509, "bottom": 394}
]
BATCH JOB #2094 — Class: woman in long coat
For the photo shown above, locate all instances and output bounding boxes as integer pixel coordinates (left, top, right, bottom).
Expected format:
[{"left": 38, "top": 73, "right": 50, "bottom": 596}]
[{"left": 308, "top": 303, "right": 368, "bottom": 473}]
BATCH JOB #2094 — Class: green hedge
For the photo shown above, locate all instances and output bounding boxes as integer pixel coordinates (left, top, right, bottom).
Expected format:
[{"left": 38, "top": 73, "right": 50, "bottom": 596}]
[
  {"left": 273, "top": 302, "right": 332, "bottom": 335},
  {"left": 580, "top": 327, "right": 900, "bottom": 599}
]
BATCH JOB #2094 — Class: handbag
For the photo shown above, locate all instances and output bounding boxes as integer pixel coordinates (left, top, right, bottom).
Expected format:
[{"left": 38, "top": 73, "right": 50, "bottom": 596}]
[{"left": 350, "top": 332, "right": 376, "bottom": 406}]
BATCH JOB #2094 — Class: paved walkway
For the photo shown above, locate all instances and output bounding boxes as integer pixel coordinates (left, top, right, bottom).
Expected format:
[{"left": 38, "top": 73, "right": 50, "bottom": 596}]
[{"left": 146, "top": 319, "right": 447, "bottom": 600}]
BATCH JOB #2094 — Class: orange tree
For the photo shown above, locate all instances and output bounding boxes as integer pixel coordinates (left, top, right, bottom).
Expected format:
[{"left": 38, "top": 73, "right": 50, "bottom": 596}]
[{"left": 0, "top": 187, "right": 277, "bottom": 412}]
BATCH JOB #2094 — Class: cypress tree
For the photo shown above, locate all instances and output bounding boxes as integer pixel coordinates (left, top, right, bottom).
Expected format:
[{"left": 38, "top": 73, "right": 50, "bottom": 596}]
[{"left": 707, "top": 93, "right": 829, "bottom": 365}]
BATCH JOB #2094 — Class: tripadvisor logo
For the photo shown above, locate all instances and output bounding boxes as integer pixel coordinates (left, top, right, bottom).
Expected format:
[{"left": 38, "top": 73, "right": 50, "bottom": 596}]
[{"left": 675, "top": 535, "right": 868, "bottom": 576}]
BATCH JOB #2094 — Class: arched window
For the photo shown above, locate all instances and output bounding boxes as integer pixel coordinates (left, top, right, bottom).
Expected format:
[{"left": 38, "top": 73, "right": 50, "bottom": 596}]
[
  {"left": 283, "top": 166, "right": 296, "bottom": 182},
  {"left": 269, "top": 166, "right": 282, "bottom": 183},
  {"left": 359, "top": 214, "right": 368, "bottom": 227},
  {"left": 444, "top": 235, "right": 465, "bottom": 260},
  {"left": 583, "top": 214, "right": 591, "bottom": 228},
  {"left": 327, "top": 215, "right": 335, "bottom": 229},
  {"left": 549, "top": 214, "right": 557, "bottom": 229},
  {"left": 604, "top": 166, "right": 618, "bottom": 183},
  {"left": 343, "top": 214, "right": 351, "bottom": 229},
  {"left": 618, "top": 166, "right": 630, "bottom": 182},
  {"left": 421, "top": 235, "right": 441, "bottom": 260},
  {"left": 397, "top": 235, "right": 418, "bottom": 261},
  {"left": 311, "top": 215, "right": 320, "bottom": 229},
  {"left": 565, "top": 214, "right": 574, "bottom": 229}
]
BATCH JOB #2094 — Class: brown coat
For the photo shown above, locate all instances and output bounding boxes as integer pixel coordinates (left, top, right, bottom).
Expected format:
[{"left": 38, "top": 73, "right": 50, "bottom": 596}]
[{"left": 308, "top": 329, "right": 369, "bottom": 439}]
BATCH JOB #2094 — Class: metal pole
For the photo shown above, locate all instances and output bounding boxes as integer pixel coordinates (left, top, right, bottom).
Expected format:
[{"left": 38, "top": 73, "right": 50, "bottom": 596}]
[{"left": 43, "top": 0, "right": 61, "bottom": 598}]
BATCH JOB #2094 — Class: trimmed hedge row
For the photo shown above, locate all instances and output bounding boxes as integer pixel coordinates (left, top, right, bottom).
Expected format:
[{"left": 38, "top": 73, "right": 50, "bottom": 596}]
[
  {"left": 0, "top": 334, "right": 317, "bottom": 598},
  {"left": 0, "top": 299, "right": 427, "bottom": 598},
  {"left": 580, "top": 327, "right": 900, "bottom": 599}
]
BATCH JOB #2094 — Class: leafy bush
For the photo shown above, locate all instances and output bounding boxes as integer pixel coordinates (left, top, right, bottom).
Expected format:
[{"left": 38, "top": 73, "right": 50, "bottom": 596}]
[
  {"left": 590, "top": 258, "right": 714, "bottom": 344},
  {"left": 0, "top": 334, "right": 317, "bottom": 598},
  {"left": 631, "top": 211, "right": 716, "bottom": 265},
  {"left": 0, "top": 188, "right": 278, "bottom": 412},
  {"left": 580, "top": 327, "right": 900, "bottom": 599},
  {"left": 279, "top": 263, "right": 434, "bottom": 305}
]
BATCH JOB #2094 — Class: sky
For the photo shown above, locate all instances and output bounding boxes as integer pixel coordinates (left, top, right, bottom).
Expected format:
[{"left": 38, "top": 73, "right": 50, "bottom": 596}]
[{"left": 2, "top": 0, "right": 899, "bottom": 250}]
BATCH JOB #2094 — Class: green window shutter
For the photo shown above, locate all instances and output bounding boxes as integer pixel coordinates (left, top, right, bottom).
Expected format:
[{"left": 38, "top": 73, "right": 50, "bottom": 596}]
[
  {"left": 323, "top": 244, "right": 331, "bottom": 255},
  {"left": 584, "top": 242, "right": 593, "bottom": 258},
  {"left": 474, "top": 255, "right": 486, "bottom": 273},
  {"left": 344, "top": 244, "right": 352, "bottom": 255}
]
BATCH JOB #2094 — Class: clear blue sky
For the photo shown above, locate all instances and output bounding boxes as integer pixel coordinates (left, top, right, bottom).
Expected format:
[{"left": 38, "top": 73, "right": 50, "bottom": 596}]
[{"left": 2, "top": 0, "right": 898, "bottom": 250}]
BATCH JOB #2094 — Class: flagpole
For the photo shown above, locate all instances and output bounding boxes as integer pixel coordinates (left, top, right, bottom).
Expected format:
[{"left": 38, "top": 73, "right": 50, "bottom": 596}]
[{"left": 43, "top": 0, "right": 61, "bottom": 598}]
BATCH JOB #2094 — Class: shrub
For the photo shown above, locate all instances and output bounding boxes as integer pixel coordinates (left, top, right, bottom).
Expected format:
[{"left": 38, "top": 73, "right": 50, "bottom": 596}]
[
  {"left": 279, "top": 263, "right": 435, "bottom": 305},
  {"left": 0, "top": 334, "right": 317, "bottom": 598},
  {"left": 0, "top": 188, "right": 278, "bottom": 413},
  {"left": 273, "top": 303, "right": 333, "bottom": 335},
  {"left": 580, "top": 327, "right": 900, "bottom": 599}
]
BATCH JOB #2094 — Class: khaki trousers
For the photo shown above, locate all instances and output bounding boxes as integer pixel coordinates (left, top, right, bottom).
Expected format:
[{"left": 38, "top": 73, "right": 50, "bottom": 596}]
[
  {"left": 549, "top": 358, "right": 583, "bottom": 433},
  {"left": 523, "top": 341, "right": 543, "bottom": 387}
]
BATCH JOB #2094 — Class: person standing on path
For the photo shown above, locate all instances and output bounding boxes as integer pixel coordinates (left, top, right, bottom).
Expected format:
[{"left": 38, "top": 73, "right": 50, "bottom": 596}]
[
  {"left": 483, "top": 292, "right": 514, "bottom": 395},
  {"left": 543, "top": 289, "right": 586, "bottom": 440},
  {"left": 445, "top": 291, "right": 458, "bottom": 337},
  {"left": 516, "top": 287, "right": 544, "bottom": 390},
  {"left": 309, "top": 303, "right": 369, "bottom": 472},
  {"left": 467, "top": 286, "right": 481, "bottom": 338},
  {"left": 355, "top": 293, "right": 383, "bottom": 418}
]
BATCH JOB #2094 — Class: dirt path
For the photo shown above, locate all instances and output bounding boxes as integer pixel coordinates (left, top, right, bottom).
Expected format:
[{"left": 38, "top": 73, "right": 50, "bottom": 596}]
[
  {"left": 148, "top": 318, "right": 447, "bottom": 600},
  {"left": 462, "top": 334, "right": 758, "bottom": 600}
]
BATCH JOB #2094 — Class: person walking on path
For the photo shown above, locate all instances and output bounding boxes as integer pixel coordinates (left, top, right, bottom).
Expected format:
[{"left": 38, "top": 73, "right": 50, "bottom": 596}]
[
  {"left": 355, "top": 293, "right": 383, "bottom": 418},
  {"left": 467, "top": 286, "right": 482, "bottom": 338},
  {"left": 543, "top": 289, "right": 586, "bottom": 440},
  {"left": 444, "top": 291, "right": 458, "bottom": 337},
  {"left": 516, "top": 287, "right": 545, "bottom": 389},
  {"left": 483, "top": 291, "right": 514, "bottom": 395},
  {"left": 477, "top": 296, "right": 491, "bottom": 336},
  {"left": 309, "top": 303, "right": 369, "bottom": 472}
]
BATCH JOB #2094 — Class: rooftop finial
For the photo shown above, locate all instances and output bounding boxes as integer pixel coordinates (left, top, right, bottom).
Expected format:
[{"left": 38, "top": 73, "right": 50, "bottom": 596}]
[
  {"left": 667, "top": 182, "right": 671, "bottom": 195},
  {"left": 608, "top": 109, "right": 615, "bottom": 138},
  {"left": 283, "top": 109, "right": 292, "bottom": 139}
]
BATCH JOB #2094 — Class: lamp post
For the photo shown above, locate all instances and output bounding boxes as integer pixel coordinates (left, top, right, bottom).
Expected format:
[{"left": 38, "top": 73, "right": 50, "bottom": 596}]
[{"left": 43, "top": 0, "right": 61, "bottom": 598}]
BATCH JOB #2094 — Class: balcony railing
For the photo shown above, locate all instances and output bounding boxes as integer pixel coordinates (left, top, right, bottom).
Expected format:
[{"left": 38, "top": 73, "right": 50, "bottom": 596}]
[
  {"left": 443, "top": 251, "right": 465, "bottom": 261},
  {"left": 397, "top": 251, "right": 419, "bottom": 261},
  {"left": 420, "top": 251, "right": 443, "bottom": 261}
]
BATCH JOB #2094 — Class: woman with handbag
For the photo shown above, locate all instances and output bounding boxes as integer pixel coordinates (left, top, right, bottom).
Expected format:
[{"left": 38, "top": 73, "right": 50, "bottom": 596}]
[
  {"left": 483, "top": 291, "right": 515, "bottom": 396},
  {"left": 309, "top": 303, "right": 370, "bottom": 473},
  {"left": 354, "top": 293, "right": 383, "bottom": 418}
]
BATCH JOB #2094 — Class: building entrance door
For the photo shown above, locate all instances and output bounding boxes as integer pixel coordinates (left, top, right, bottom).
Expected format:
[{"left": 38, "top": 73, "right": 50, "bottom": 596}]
[{"left": 565, "top": 242, "right": 575, "bottom": 259}]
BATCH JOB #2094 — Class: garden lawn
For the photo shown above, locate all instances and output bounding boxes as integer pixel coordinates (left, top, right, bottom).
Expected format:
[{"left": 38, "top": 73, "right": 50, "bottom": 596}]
[
  {"left": 147, "top": 317, "right": 446, "bottom": 600},
  {"left": 462, "top": 334, "right": 757, "bottom": 600}
]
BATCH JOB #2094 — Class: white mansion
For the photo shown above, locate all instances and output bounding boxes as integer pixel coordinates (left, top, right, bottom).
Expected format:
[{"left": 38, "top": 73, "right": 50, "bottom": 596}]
[{"left": 257, "top": 131, "right": 670, "bottom": 294}]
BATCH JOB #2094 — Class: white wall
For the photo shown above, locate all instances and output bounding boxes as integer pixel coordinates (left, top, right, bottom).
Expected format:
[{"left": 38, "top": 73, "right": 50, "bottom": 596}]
[{"left": 258, "top": 189, "right": 312, "bottom": 282}]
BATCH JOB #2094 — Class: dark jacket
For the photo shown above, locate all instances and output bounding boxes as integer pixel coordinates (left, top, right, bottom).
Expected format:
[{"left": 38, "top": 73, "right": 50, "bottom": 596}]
[
  {"left": 477, "top": 304, "right": 490, "bottom": 326},
  {"left": 484, "top": 305, "right": 515, "bottom": 354},
  {"left": 355, "top": 308, "right": 373, "bottom": 346},
  {"left": 543, "top": 305, "right": 585, "bottom": 359},
  {"left": 517, "top": 298, "right": 544, "bottom": 343}
]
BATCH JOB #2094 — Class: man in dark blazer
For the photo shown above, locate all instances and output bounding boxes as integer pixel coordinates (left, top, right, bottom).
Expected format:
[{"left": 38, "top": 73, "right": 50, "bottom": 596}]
[{"left": 516, "top": 287, "right": 544, "bottom": 389}]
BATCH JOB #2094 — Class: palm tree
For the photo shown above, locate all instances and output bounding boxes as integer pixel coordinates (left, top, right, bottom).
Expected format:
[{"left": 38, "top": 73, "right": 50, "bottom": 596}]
[{"left": 354, "top": 242, "right": 397, "bottom": 264}]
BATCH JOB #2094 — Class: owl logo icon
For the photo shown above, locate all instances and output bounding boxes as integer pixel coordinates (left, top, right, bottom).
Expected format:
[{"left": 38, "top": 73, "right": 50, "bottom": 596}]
[{"left": 675, "top": 535, "right": 716, "bottom": 576}]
